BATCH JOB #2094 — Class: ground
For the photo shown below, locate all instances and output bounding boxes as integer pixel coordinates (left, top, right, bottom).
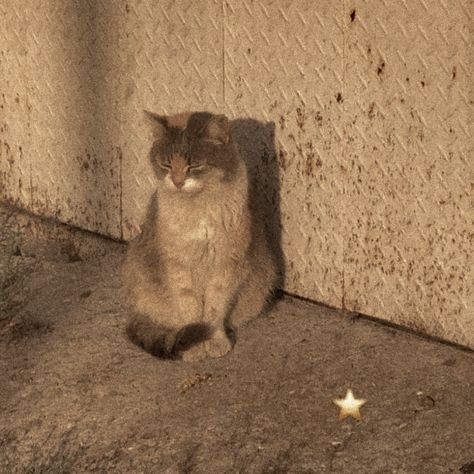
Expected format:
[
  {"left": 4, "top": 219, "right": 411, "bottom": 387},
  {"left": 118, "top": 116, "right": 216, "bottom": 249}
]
[{"left": 0, "top": 206, "right": 473, "bottom": 474}]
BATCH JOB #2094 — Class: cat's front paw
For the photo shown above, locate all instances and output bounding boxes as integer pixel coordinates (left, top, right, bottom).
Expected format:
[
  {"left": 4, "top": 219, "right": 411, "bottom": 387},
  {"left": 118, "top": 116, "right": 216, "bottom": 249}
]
[
  {"left": 205, "top": 333, "right": 232, "bottom": 358},
  {"left": 181, "top": 342, "right": 207, "bottom": 362}
]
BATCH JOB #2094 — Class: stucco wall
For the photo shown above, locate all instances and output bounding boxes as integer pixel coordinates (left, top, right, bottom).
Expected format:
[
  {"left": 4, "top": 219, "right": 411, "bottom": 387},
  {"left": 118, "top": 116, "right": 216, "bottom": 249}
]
[{"left": 0, "top": 0, "right": 472, "bottom": 347}]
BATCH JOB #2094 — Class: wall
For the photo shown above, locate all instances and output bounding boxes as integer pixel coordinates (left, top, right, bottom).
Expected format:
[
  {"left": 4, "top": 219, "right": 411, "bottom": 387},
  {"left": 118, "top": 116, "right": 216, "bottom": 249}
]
[{"left": 0, "top": 0, "right": 472, "bottom": 347}]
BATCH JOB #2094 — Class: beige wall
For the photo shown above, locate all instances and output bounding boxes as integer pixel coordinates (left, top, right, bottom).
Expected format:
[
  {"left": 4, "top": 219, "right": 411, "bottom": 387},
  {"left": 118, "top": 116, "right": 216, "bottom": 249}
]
[{"left": 0, "top": 0, "right": 472, "bottom": 347}]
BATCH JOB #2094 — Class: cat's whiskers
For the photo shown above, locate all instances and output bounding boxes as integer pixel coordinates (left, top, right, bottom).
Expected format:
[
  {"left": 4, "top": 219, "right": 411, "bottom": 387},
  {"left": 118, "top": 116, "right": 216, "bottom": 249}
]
[
  {"left": 182, "top": 177, "right": 202, "bottom": 192},
  {"left": 164, "top": 174, "right": 203, "bottom": 194}
]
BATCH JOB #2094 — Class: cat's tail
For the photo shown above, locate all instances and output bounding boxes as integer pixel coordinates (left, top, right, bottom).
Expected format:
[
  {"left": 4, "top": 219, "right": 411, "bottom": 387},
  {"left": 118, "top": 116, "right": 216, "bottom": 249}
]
[{"left": 126, "top": 315, "right": 211, "bottom": 360}]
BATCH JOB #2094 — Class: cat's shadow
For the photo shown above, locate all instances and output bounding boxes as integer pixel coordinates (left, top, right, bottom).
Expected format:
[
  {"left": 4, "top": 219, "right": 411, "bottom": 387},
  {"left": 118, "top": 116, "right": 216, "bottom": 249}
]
[{"left": 231, "top": 118, "right": 285, "bottom": 318}]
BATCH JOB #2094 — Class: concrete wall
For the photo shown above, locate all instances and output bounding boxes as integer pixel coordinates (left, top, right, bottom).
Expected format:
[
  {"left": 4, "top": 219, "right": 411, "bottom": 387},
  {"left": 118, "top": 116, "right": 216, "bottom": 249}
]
[{"left": 0, "top": 0, "right": 472, "bottom": 347}]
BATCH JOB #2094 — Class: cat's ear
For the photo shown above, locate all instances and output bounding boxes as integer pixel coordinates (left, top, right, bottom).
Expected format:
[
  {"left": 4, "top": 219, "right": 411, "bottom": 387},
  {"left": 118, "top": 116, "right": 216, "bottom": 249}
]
[
  {"left": 144, "top": 110, "right": 168, "bottom": 139},
  {"left": 204, "top": 114, "right": 230, "bottom": 145}
]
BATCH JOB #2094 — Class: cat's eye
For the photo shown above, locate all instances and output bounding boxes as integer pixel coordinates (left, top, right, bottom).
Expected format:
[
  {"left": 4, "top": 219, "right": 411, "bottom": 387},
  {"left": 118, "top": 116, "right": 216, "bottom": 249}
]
[
  {"left": 203, "top": 138, "right": 224, "bottom": 146},
  {"left": 187, "top": 165, "right": 206, "bottom": 174}
]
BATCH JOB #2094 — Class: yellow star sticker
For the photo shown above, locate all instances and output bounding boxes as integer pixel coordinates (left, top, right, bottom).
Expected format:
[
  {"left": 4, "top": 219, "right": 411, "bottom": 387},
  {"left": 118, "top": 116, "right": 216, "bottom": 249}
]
[{"left": 334, "top": 389, "right": 367, "bottom": 421}]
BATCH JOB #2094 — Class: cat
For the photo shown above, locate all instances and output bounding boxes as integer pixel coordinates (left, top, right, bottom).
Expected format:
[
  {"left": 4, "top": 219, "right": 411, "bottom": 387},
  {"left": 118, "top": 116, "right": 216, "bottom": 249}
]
[{"left": 122, "top": 111, "right": 277, "bottom": 361}]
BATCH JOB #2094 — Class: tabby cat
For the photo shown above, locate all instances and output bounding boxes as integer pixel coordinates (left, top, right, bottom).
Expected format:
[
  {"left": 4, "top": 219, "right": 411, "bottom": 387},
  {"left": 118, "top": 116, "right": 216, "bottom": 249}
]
[{"left": 123, "top": 111, "right": 277, "bottom": 361}]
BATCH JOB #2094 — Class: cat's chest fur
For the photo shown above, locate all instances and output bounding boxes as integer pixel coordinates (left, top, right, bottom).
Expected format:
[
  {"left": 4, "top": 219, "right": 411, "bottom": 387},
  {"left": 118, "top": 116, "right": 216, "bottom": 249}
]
[
  {"left": 166, "top": 204, "right": 223, "bottom": 240},
  {"left": 185, "top": 218, "right": 214, "bottom": 241},
  {"left": 158, "top": 197, "right": 241, "bottom": 263}
]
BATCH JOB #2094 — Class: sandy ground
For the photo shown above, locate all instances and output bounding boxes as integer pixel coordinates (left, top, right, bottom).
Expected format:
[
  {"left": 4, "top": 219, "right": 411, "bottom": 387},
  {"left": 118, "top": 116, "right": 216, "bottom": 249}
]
[{"left": 0, "top": 207, "right": 473, "bottom": 473}]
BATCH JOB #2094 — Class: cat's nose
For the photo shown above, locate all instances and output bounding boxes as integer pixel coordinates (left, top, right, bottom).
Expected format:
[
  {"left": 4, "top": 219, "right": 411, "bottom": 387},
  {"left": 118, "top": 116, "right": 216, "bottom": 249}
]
[{"left": 172, "top": 178, "right": 184, "bottom": 189}]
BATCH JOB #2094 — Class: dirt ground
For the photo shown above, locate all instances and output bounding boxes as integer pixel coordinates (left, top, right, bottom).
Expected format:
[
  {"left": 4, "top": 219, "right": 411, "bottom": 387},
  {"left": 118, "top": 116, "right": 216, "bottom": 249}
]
[{"left": 0, "top": 206, "right": 473, "bottom": 474}]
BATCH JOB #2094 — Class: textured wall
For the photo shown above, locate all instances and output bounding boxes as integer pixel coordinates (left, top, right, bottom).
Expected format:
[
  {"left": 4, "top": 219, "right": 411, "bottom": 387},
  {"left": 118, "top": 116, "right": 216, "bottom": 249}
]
[
  {"left": 0, "top": 0, "right": 472, "bottom": 347},
  {"left": 343, "top": 1, "right": 473, "bottom": 346},
  {"left": 0, "top": 2, "right": 123, "bottom": 237}
]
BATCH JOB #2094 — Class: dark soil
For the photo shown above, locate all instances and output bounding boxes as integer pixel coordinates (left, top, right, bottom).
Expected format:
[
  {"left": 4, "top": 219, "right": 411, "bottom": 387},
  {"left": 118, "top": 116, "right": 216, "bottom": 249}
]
[{"left": 0, "top": 206, "right": 473, "bottom": 473}]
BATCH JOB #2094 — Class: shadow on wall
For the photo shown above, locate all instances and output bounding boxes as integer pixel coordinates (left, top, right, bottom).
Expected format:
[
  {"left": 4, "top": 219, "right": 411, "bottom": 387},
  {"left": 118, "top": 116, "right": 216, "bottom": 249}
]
[{"left": 231, "top": 119, "right": 285, "bottom": 291}]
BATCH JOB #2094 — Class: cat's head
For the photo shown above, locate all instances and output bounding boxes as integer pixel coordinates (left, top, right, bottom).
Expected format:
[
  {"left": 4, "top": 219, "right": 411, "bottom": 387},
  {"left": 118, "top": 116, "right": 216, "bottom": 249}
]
[{"left": 145, "top": 111, "right": 240, "bottom": 194}]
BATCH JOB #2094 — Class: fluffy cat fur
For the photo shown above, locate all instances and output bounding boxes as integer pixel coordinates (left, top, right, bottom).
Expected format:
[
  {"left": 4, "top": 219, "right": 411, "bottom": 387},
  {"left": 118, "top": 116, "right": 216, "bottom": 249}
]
[{"left": 123, "top": 111, "right": 277, "bottom": 361}]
